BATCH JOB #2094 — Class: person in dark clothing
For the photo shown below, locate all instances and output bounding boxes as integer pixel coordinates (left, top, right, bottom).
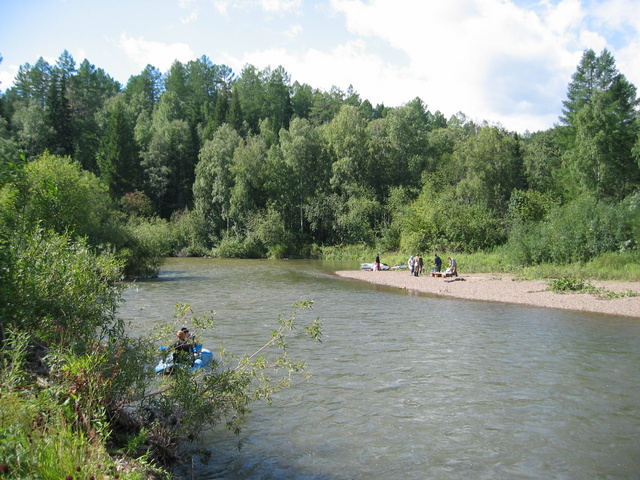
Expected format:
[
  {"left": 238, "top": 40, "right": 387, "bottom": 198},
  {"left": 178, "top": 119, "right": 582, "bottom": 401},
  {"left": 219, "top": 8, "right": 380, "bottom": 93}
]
[
  {"left": 173, "top": 327, "right": 197, "bottom": 366},
  {"left": 417, "top": 255, "right": 423, "bottom": 276},
  {"left": 434, "top": 253, "right": 442, "bottom": 272}
]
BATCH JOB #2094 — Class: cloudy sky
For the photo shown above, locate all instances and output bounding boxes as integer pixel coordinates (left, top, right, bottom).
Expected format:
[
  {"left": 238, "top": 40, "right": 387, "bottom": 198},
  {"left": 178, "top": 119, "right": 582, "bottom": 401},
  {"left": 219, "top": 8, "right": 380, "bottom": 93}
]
[{"left": 1, "top": 0, "right": 639, "bottom": 132}]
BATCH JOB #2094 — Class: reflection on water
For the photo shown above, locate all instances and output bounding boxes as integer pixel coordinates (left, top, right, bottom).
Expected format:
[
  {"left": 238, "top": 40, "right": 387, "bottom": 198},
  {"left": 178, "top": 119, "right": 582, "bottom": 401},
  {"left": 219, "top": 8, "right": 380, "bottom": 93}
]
[{"left": 118, "top": 258, "right": 640, "bottom": 479}]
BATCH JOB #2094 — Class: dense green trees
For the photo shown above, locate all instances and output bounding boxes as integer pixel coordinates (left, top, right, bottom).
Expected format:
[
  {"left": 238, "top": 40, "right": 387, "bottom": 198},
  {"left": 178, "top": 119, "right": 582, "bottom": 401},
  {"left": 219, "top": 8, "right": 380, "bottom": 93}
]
[
  {"left": 561, "top": 49, "right": 640, "bottom": 200},
  {"left": 1, "top": 47, "right": 638, "bottom": 264}
]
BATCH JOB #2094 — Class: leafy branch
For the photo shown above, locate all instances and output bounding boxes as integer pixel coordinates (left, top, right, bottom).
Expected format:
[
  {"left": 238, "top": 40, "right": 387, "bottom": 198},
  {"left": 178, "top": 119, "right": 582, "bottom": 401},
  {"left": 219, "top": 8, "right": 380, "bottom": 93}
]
[{"left": 134, "top": 300, "right": 322, "bottom": 464}]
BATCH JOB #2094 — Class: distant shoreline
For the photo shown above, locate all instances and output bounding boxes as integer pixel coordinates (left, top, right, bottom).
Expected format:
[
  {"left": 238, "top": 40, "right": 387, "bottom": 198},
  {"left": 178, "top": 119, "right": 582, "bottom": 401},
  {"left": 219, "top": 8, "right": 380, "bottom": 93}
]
[{"left": 334, "top": 270, "right": 640, "bottom": 318}]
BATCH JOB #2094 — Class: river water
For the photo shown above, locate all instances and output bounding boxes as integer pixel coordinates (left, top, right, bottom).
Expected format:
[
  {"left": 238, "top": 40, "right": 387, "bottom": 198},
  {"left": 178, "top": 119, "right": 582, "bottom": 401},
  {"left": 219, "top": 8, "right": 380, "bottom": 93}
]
[{"left": 118, "top": 258, "right": 640, "bottom": 479}]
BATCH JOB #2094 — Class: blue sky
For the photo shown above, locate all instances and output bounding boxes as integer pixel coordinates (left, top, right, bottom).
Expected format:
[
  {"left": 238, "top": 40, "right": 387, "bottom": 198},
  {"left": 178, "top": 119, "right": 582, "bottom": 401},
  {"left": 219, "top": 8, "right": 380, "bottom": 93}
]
[{"left": 1, "top": 0, "right": 639, "bottom": 132}]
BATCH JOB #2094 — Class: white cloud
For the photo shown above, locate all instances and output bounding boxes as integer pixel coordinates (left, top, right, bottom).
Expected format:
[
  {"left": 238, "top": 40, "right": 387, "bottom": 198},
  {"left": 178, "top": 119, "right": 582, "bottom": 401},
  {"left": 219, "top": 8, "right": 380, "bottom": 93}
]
[
  {"left": 543, "top": 0, "right": 584, "bottom": 38},
  {"left": 588, "top": 0, "right": 640, "bottom": 91},
  {"left": 3, "top": 0, "right": 638, "bottom": 132},
  {"left": 616, "top": 40, "right": 640, "bottom": 87},
  {"left": 317, "top": 0, "right": 637, "bottom": 131},
  {"left": 213, "top": 0, "right": 230, "bottom": 16},
  {"left": 259, "top": 0, "right": 301, "bottom": 12},
  {"left": 592, "top": 0, "right": 640, "bottom": 33},
  {"left": 284, "top": 24, "right": 303, "bottom": 39},
  {"left": 178, "top": 0, "right": 199, "bottom": 23},
  {"left": 181, "top": 10, "right": 199, "bottom": 24},
  {"left": 324, "top": 0, "right": 579, "bottom": 130},
  {"left": 222, "top": 39, "right": 419, "bottom": 106},
  {"left": 0, "top": 64, "right": 18, "bottom": 92},
  {"left": 118, "top": 34, "right": 197, "bottom": 72}
]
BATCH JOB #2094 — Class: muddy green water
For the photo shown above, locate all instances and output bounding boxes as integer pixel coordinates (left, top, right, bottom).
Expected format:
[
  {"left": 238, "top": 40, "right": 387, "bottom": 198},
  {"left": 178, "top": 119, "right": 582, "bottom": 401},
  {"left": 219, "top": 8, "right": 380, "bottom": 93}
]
[{"left": 118, "top": 258, "right": 640, "bottom": 479}]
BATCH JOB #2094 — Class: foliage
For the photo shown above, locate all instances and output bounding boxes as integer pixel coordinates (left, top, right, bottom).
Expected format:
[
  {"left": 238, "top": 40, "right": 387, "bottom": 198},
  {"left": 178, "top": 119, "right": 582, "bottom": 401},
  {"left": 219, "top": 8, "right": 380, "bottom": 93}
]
[
  {"left": 547, "top": 277, "right": 596, "bottom": 293},
  {"left": 130, "top": 301, "right": 321, "bottom": 465},
  {"left": 0, "top": 223, "right": 162, "bottom": 476},
  {"left": 169, "top": 208, "right": 210, "bottom": 257},
  {"left": 398, "top": 182, "right": 504, "bottom": 254},
  {"left": 546, "top": 276, "right": 638, "bottom": 299},
  {"left": 0, "top": 228, "right": 123, "bottom": 348},
  {"left": 2, "top": 48, "right": 640, "bottom": 266},
  {"left": 97, "top": 95, "right": 141, "bottom": 196},
  {"left": 317, "top": 243, "right": 379, "bottom": 261},
  {"left": 193, "top": 124, "right": 242, "bottom": 240},
  {"left": 0, "top": 331, "right": 161, "bottom": 480},
  {"left": 505, "top": 195, "right": 638, "bottom": 266},
  {"left": 118, "top": 216, "right": 174, "bottom": 278},
  {"left": 246, "top": 207, "right": 295, "bottom": 258},
  {"left": 120, "top": 190, "right": 154, "bottom": 217},
  {"left": 560, "top": 49, "right": 640, "bottom": 200},
  {"left": 0, "top": 222, "right": 323, "bottom": 472},
  {"left": 333, "top": 191, "right": 381, "bottom": 246},
  {"left": 12, "top": 152, "right": 114, "bottom": 242},
  {"left": 213, "top": 233, "right": 265, "bottom": 258}
]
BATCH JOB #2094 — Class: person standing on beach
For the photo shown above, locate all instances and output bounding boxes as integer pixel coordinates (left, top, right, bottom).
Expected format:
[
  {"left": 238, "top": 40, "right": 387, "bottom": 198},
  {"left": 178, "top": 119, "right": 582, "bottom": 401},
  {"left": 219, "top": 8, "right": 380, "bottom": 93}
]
[
  {"left": 408, "top": 255, "right": 415, "bottom": 275},
  {"left": 448, "top": 257, "right": 457, "bottom": 276},
  {"left": 434, "top": 253, "right": 442, "bottom": 272},
  {"left": 375, "top": 254, "right": 381, "bottom": 271}
]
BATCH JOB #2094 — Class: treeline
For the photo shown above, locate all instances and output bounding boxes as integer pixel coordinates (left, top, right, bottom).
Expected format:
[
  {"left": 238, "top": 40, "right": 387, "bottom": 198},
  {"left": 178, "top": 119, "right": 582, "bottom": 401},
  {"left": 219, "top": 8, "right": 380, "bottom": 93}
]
[{"left": 1, "top": 48, "right": 639, "bottom": 266}]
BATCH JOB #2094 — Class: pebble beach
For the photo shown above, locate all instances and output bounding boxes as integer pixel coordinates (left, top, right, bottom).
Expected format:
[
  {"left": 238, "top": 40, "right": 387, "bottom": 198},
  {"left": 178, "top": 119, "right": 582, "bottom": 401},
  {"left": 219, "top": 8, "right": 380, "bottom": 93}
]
[{"left": 335, "top": 270, "right": 640, "bottom": 318}]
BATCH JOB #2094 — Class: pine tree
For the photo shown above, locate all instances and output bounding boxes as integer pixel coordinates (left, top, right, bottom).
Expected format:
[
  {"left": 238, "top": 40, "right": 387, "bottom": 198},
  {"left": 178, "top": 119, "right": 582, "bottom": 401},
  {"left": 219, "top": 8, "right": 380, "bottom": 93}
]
[
  {"left": 560, "top": 49, "right": 639, "bottom": 199},
  {"left": 47, "top": 74, "right": 74, "bottom": 156}
]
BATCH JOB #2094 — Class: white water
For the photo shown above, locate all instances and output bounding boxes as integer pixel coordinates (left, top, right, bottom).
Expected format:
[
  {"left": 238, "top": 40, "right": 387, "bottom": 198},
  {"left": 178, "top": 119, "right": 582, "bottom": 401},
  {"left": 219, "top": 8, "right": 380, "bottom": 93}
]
[{"left": 118, "top": 258, "right": 640, "bottom": 479}]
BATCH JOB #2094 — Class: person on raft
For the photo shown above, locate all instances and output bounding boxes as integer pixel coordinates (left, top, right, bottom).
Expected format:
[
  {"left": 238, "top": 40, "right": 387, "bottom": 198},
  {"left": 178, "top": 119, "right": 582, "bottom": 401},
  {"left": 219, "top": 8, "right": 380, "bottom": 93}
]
[{"left": 172, "top": 327, "right": 198, "bottom": 366}]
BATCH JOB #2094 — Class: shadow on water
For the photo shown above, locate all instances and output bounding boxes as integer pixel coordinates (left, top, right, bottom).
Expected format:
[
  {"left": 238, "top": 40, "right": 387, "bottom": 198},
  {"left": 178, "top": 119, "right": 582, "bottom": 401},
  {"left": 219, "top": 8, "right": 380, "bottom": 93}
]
[
  {"left": 135, "top": 275, "right": 212, "bottom": 283},
  {"left": 172, "top": 443, "right": 348, "bottom": 480}
]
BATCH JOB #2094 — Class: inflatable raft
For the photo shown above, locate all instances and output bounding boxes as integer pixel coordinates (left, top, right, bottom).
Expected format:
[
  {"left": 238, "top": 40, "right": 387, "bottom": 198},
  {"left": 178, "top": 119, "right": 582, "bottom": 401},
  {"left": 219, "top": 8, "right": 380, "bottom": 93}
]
[{"left": 155, "top": 344, "right": 214, "bottom": 374}]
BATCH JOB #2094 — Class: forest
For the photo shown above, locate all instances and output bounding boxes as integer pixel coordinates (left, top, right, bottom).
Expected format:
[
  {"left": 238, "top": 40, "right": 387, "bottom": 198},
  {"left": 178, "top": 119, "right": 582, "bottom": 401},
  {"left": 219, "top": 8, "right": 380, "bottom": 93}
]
[{"left": 1, "top": 48, "right": 640, "bottom": 272}]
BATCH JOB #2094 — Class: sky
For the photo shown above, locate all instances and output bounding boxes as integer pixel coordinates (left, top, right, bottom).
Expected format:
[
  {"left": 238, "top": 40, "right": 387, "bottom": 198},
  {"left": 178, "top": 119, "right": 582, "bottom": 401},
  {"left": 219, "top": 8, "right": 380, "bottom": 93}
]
[{"left": 1, "top": 0, "right": 639, "bottom": 133}]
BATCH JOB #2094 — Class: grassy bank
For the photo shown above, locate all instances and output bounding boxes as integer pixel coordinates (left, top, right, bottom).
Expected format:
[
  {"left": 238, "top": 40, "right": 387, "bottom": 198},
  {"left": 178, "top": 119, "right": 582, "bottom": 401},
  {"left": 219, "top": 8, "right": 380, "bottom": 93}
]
[
  {"left": 0, "top": 334, "right": 165, "bottom": 480},
  {"left": 320, "top": 245, "right": 640, "bottom": 282}
]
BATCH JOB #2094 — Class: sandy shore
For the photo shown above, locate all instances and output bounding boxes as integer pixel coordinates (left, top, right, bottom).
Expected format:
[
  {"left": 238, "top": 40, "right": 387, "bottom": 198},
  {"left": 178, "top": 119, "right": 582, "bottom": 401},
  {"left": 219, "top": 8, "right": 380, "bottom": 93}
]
[{"left": 335, "top": 270, "right": 640, "bottom": 318}]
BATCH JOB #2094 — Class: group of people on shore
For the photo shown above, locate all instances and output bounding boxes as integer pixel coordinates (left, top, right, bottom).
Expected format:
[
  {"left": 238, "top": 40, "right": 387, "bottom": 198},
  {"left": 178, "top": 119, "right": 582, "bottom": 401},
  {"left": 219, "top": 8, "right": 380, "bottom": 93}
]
[
  {"left": 408, "top": 253, "right": 457, "bottom": 276},
  {"left": 408, "top": 254, "right": 424, "bottom": 276}
]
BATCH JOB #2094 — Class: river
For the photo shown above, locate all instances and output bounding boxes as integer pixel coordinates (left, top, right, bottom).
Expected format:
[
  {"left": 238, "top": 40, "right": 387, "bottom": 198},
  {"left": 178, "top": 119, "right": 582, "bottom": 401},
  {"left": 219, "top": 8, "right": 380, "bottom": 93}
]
[{"left": 118, "top": 258, "right": 640, "bottom": 479}]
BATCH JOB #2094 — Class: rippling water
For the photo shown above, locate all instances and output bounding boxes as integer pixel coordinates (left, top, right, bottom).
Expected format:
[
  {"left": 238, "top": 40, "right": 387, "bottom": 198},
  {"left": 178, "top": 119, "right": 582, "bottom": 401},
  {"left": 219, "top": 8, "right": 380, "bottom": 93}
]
[{"left": 118, "top": 258, "right": 640, "bottom": 479}]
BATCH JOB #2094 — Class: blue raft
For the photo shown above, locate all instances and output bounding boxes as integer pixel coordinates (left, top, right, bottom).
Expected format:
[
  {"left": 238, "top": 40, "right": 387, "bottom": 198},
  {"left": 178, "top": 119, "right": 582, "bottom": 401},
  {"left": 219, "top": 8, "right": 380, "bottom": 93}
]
[{"left": 155, "top": 344, "right": 214, "bottom": 374}]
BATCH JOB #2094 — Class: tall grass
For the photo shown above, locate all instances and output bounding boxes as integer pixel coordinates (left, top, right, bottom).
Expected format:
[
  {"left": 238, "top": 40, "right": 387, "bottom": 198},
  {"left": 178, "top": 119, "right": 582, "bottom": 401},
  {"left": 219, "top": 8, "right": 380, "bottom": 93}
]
[
  {"left": 456, "top": 250, "right": 640, "bottom": 281},
  {"left": 0, "top": 333, "right": 161, "bottom": 480},
  {"left": 320, "top": 246, "right": 640, "bottom": 281}
]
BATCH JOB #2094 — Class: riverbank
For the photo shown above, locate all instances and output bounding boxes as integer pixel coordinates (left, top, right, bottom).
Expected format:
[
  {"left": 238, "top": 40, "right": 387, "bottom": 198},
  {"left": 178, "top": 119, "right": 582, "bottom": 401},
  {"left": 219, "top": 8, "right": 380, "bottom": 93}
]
[{"left": 335, "top": 270, "right": 640, "bottom": 318}]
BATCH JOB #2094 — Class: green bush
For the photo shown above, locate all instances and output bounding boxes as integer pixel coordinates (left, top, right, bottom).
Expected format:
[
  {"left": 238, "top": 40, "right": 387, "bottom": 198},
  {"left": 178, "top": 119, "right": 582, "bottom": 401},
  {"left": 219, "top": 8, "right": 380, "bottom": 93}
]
[
  {"left": 213, "top": 234, "right": 265, "bottom": 258},
  {"left": 398, "top": 183, "right": 505, "bottom": 254},
  {"left": 1, "top": 229, "right": 123, "bottom": 349},
  {"left": 0, "top": 333, "right": 156, "bottom": 480},
  {"left": 504, "top": 196, "right": 638, "bottom": 266},
  {"left": 17, "top": 152, "right": 114, "bottom": 243},
  {"left": 170, "top": 208, "right": 210, "bottom": 257},
  {"left": 547, "top": 277, "right": 595, "bottom": 292},
  {"left": 247, "top": 208, "right": 295, "bottom": 259},
  {"left": 119, "top": 216, "right": 174, "bottom": 278}
]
